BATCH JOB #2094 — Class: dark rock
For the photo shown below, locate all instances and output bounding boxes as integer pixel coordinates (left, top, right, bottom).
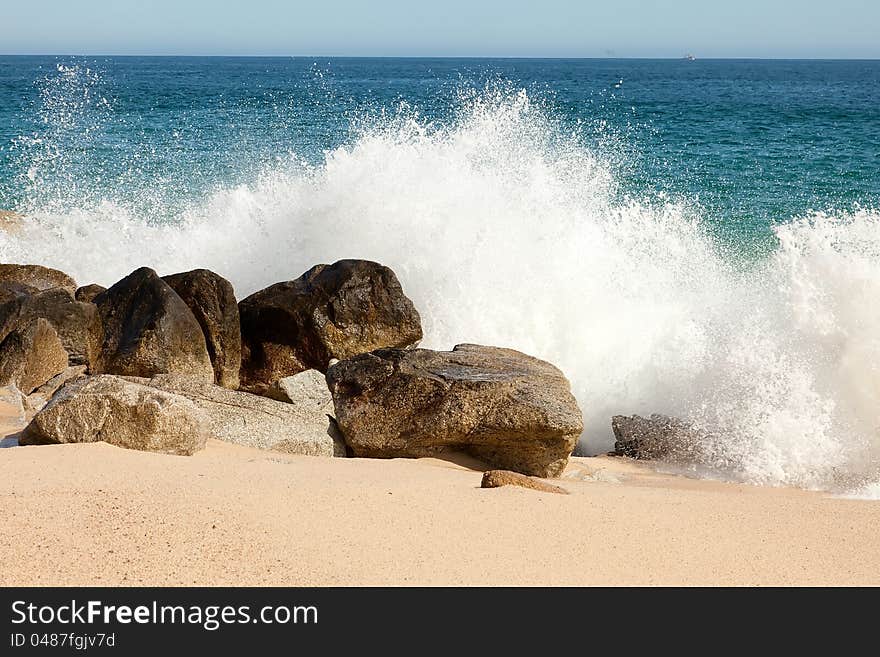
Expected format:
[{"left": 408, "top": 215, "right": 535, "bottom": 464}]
[
  {"left": 0, "top": 288, "right": 102, "bottom": 368},
  {"left": 239, "top": 259, "right": 422, "bottom": 394},
  {"left": 162, "top": 269, "right": 241, "bottom": 389},
  {"left": 0, "top": 318, "right": 69, "bottom": 394},
  {"left": 93, "top": 267, "right": 214, "bottom": 381},
  {"left": 75, "top": 284, "right": 106, "bottom": 303},
  {"left": 0, "top": 263, "right": 77, "bottom": 295},
  {"left": 0, "top": 281, "right": 38, "bottom": 305},
  {"left": 327, "top": 344, "right": 583, "bottom": 478}
]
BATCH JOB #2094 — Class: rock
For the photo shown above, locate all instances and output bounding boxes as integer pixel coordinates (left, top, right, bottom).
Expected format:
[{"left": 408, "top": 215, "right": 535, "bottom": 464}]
[
  {"left": 19, "top": 375, "right": 208, "bottom": 455},
  {"left": 239, "top": 259, "right": 422, "bottom": 393},
  {"left": 0, "top": 281, "right": 38, "bottom": 305},
  {"left": 75, "top": 284, "right": 106, "bottom": 303},
  {"left": 131, "top": 374, "right": 346, "bottom": 457},
  {"left": 0, "top": 288, "right": 102, "bottom": 368},
  {"left": 327, "top": 344, "right": 583, "bottom": 478},
  {"left": 265, "top": 369, "right": 332, "bottom": 409},
  {"left": 24, "top": 365, "right": 88, "bottom": 415},
  {"left": 93, "top": 267, "right": 213, "bottom": 382},
  {"left": 162, "top": 269, "right": 241, "bottom": 389},
  {"left": 0, "top": 318, "right": 69, "bottom": 395},
  {"left": 611, "top": 414, "right": 705, "bottom": 461},
  {"left": 481, "top": 470, "right": 569, "bottom": 494},
  {"left": 0, "top": 263, "right": 77, "bottom": 295}
]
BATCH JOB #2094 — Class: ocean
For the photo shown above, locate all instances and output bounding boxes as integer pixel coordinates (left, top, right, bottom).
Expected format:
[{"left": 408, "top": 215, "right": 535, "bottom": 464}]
[{"left": 0, "top": 56, "right": 878, "bottom": 493}]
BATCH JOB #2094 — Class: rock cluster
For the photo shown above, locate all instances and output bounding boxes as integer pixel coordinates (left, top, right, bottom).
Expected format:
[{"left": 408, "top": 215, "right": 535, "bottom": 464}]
[{"left": 2, "top": 259, "right": 585, "bottom": 477}]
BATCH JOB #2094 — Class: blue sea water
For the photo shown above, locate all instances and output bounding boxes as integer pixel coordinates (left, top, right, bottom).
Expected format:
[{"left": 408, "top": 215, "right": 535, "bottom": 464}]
[
  {"left": 1, "top": 57, "right": 878, "bottom": 241},
  {"left": 1, "top": 56, "right": 879, "bottom": 491}
]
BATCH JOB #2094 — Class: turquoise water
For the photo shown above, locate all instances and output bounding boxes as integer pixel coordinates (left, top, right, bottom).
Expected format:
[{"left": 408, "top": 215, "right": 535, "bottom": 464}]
[
  {"left": 1, "top": 57, "right": 878, "bottom": 241},
  {"left": 1, "top": 56, "right": 879, "bottom": 491}
]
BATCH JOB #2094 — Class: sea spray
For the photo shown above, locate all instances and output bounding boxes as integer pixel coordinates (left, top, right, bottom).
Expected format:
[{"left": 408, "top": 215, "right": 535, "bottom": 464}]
[{"left": 1, "top": 77, "right": 879, "bottom": 493}]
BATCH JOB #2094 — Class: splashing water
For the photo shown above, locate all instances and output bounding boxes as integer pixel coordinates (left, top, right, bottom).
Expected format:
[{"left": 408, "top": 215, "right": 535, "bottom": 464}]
[{"left": 1, "top": 62, "right": 879, "bottom": 494}]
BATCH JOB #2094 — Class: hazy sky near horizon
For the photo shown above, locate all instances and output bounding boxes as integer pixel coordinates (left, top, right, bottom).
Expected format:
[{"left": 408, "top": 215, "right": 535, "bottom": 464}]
[{"left": 2, "top": 0, "right": 878, "bottom": 58}]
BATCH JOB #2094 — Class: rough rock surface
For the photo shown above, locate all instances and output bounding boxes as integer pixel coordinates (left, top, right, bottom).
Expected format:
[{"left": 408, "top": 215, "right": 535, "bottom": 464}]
[
  {"left": 20, "top": 375, "right": 208, "bottom": 455},
  {"left": 162, "top": 269, "right": 241, "bottom": 389},
  {"left": 93, "top": 268, "right": 213, "bottom": 381},
  {"left": 480, "top": 469, "right": 569, "bottom": 494},
  {"left": 24, "top": 365, "right": 88, "bottom": 416},
  {"left": 265, "top": 369, "right": 332, "bottom": 408},
  {"left": 0, "top": 288, "right": 102, "bottom": 367},
  {"left": 131, "top": 374, "right": 345, "bottom": 457},
  {"left": 0, "top": 318, "right": 69, "bottom": 394},
  {"left": 327, "top": 344, "right": 583, "bottom": 478},
  {"left": 611, "top": 414, "right": 705, "bottom": 461},
  {"left": 239, "top": 259, "right": 422, "bottom": 393},
  {"left": 0, "top": 281, "right": 37, "bottom": 305},
  {"left": 75, "top": 284, "right": 106, "bottom": 303},
  {"left": 0, "top": 263, "right": 77, "bottom": 295}
]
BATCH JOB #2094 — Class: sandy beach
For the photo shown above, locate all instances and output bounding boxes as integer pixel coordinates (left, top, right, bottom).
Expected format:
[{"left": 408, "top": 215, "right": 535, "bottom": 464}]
[{"left": 2, "top": 432, "right": 878, "bottom": 587}]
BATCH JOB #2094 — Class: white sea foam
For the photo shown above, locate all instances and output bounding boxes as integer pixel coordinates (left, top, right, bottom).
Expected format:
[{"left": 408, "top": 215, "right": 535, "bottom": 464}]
[{"left": 2, "top": 85, "right": 879, "bottom": 493}]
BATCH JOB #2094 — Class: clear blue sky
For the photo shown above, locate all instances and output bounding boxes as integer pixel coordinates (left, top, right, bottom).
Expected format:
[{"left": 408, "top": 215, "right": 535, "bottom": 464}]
[{"left": 2, "top": 0, "right": 878, "bottom": 58}]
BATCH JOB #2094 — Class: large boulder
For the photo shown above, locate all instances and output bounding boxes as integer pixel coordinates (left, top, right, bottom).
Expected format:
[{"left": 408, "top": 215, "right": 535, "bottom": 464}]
[
  {"left": 0, "top": 288, "right": 102, "bottom": 367},
  {"left": 327, "top": 344, "right": 583, "bottom": 478},
  {"left": 129, "top": 374, "right": 345, "bottom": 457},
  {"left": 162, "top": 269, "right": 241, "bottom": 389},
  {"left": 20, "top": 375, "right": 208, "bottom": 455},
  {"left": 0, "top": 318, "right": 69, "bottom": 394},
  {"left": 0, "top": 263, "right": 77, "bottom": 295},
  {"left": 75, "top": 284, "right": 106, "bottom": 303},
  {"left": 239, "top": 260, "right": 422, "bottom": 394},
  {"left": 93, "top": 268, "right": 213, "bottom": 381},
  {"left": 611, "top": 414, "right": 705, "bottom": 461}
]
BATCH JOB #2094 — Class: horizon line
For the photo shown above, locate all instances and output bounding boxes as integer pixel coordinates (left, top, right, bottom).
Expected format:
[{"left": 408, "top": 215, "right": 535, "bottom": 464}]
[{"left": 1, "top": 53, "right": 879, "bottom": 61}]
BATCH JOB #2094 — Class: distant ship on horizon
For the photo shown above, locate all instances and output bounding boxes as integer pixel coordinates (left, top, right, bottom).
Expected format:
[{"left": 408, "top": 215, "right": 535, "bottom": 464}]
[{"left": 684, "top": 53, "right": 696, "bottom": 61}]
